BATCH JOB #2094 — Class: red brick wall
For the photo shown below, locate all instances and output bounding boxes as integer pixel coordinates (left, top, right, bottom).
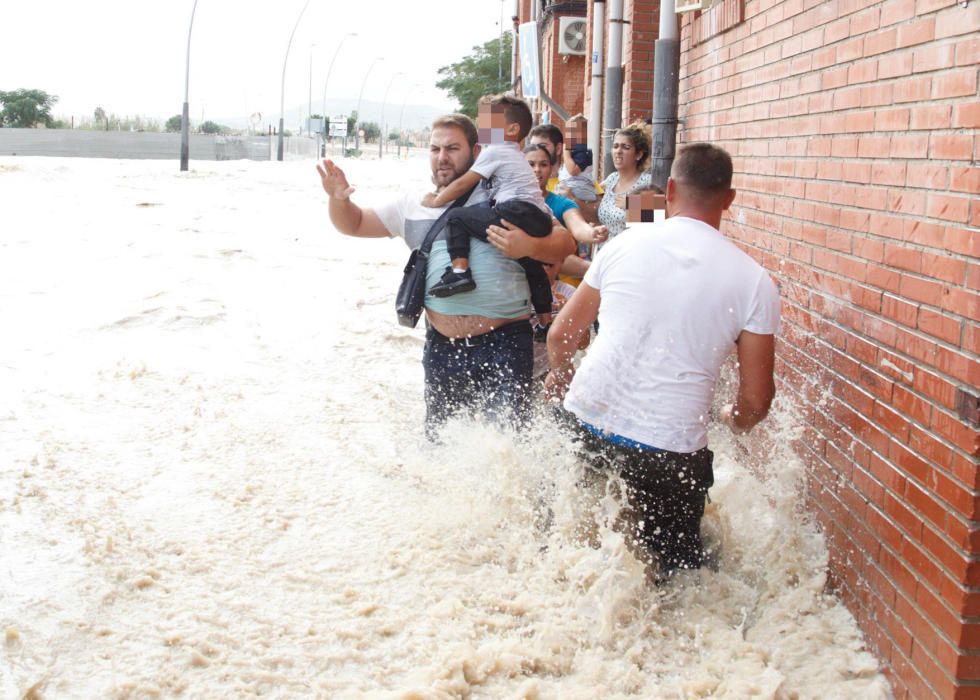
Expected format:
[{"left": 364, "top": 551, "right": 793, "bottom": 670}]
[
  {"left": 623, "top": 0, "right": 660, "bottom": 124},
  {"left": 677, "top": 0, "right": 979, "bottom": 697}
]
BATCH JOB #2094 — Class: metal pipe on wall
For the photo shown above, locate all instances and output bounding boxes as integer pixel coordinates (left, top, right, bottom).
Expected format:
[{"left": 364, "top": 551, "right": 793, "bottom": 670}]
[
  {"left": 602, "top": 0, "right": 623, "bottom": 176},
  {"left": 588, "top": 0, "right": 605, "bottom": 157},
  {"left": 650, "top": 0, "right": 680, "bottom": 190}
]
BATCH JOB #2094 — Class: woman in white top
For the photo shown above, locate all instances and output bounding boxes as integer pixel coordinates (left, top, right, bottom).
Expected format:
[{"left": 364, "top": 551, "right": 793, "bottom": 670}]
[{"left": 596, "top": 121, "right": 654, "bottom": 247}]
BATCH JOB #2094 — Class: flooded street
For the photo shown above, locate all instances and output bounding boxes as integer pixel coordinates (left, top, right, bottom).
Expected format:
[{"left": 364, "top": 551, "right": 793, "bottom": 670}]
[{"left": 1, "top": 156, "right": 890, "bottom": 698}]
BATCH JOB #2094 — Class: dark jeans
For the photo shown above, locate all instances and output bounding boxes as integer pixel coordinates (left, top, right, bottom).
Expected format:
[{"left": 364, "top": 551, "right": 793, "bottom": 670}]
[
  {"left": 559, "top": 409, "right": 715, "bottom": 573},
  {"left": 445, "top": 200, "right": 554, "bottom": 314},
  {"left": 423, "top": 319, "right": 534, "bottom": 440}
]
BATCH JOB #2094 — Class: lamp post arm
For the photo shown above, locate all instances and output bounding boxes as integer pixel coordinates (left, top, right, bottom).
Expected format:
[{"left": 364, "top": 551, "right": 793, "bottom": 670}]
[
  {"left": 180, "top": 0, "right": 200, "bottom": 172},
  {"left": 277, "top": 0, "right": 313, "bottom": 161}
]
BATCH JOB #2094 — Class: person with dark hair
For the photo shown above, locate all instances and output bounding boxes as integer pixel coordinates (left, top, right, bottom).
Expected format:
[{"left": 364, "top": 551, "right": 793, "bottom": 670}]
[
  {"left": 545, "top": 142, "right": 780, "bottom": 577},
  {"left": 596, "top": 121, "right": 654, "bottom": 249},
  {"left": 528, "top": 123, "right": 564, "bottom": 188},
  {"left": 421, "top": 95, "right": 555, "bottom": 320},
  {"left": 317, "top": 113, "right": 575, "bottom": 439}
]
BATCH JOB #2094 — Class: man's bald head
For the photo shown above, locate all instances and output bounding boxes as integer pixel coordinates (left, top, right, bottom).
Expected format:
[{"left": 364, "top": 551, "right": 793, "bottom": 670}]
[
  {"left": 670, "top": 143, "right": 733, "bottom": 198},
  {"left": 666, "top": 143, "right": 736, "bottom": 226}
]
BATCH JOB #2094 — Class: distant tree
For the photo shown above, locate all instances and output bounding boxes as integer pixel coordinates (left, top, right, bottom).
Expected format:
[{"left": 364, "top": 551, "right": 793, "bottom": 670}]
[
  {"left": 346, "top": 111, "right": 358, "bottom": 135},
  {"left": 0, "top": 89, "right": 59, "bottom": 128},
  {"left": 360, "top": 121, "right": 380, "bottom": 142},
  {"left": 199, "top": 120, "right": 223, "bottom": 134},
  {"left": 388, "top": 129, "right": 401, "bottom": 142},
  {"left": 436, "top": 33, "right": 513, "bottom": 118},
  {"left": 94, "top": 106, "right": 107, "bottom": 128},
  {"left": 165, "top": 114, "right": 183, "bottom": 132}
]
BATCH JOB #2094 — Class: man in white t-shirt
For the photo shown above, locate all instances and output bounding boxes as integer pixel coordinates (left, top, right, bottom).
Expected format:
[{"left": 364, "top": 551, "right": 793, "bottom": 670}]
[
  {"left": 544, "top": 143, "right": 781, "bottom": 575},
  {"left": 317, "top": 114, "right": 575, "bottom": 439}
]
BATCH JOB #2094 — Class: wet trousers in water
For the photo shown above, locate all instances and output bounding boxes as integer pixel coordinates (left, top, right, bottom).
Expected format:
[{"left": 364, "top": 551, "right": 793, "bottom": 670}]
[
  {"left": 561, "top": 410, "right": 715, "bottom": 573},
  {"left": 422, "top": 319, "right": 534, "bottom": 440}
]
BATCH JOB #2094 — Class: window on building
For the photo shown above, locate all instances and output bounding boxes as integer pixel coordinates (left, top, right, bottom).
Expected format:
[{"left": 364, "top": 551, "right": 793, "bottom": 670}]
[{"left": 691, "top": 0, "right": 745, "bottom": 45}]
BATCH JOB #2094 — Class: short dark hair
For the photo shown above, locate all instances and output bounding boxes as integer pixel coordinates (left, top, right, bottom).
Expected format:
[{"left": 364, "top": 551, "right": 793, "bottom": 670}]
[
  {"left": 524, "top": 142, "right": 556, "bottom": 165},
  {"left": 528, "top": 123, "right": 563, "bottom": 146},
  {"left": 671, "top": 142, "right": 733, "bottom": 195},
  {"left": 431, "top": 113, "right": 478, "bottom": 149},
  {"left": 482, "top": 94, "right": 534, "bottom": 140}
]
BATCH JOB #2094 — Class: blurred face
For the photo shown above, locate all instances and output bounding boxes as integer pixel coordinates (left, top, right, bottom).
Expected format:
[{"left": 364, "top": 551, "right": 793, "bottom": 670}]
[
  {"left": 525, "top": 148, "right": 552, "bottom": 190},
  {"left": 429, "top": 126, "right": 476, "bottom": 188},
  {"left": 477, "top": 103, "right": 508, "bottom": 144},
  {"left": 625, "top": 191, "right": 667, "bottom": 223},
  {"left": 565, "top": 122, "right": 586, "bottom": 146},
  {"left": 612, "top": 133, "right": 641, "bottom": 172}
]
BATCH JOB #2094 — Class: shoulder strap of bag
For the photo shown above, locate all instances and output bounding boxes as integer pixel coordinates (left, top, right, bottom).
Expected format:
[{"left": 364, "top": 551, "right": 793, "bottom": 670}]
[{"left": 416, "top": 186, "right": 478, "bottom": 255}]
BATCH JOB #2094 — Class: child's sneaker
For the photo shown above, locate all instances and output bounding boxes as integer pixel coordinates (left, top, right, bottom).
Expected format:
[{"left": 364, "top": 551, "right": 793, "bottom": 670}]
[{"left": 429, "top": 267, "right": 476, "bottom": 297}]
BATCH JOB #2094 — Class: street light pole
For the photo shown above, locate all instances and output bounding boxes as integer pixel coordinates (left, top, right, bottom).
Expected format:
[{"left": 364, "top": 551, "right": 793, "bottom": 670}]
[
  {"left": 278, "top": 0, "right": 313, "bottom": 162},
  {"left": 379, "top": 72, "right": 404, "bottom": 159},
  {"left": 354, "top": 57, "right": 383, "bottom": 152},
  {"left": 320, "top": 32, "right": 357, "bottom": 155},
  {"left": 396, "top": 83, "right": 419, "bottom": 159},
  {"left": 307, "top": 42, "right": 318, "bottom": 137},
  {"left": 180, "top": 0, "right": 200, "bottom": 172}
]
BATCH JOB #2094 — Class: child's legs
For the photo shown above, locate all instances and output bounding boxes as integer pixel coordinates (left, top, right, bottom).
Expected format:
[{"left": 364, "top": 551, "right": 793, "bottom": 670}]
[
  {"left": 519, "top": 258, "right": 553, "bottom": 315},
  {"left": 446, "top": 204, "right": 500, "bottom": 262},
  {"left": 494, "top": 200, "right": 553, "bottom": 238}
]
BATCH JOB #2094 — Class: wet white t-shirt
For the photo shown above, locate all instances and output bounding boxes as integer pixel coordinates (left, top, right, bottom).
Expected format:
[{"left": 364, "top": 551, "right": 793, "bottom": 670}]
[{"left": 563, "top": 216, "right": 781, "bottom": 453}]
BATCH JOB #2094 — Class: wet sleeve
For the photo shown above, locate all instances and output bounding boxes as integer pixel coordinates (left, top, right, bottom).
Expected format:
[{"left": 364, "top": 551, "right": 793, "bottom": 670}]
[
  {"left": 744, "top": 270, "right": 781, "bottom": 335},
  {"left": 374, "top": 193, "right": 409, "bottom": 238}
]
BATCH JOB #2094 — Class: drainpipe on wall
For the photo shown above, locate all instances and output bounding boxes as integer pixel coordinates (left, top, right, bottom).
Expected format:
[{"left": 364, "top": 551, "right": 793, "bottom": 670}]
[
  {"left": 588, "top": 0, "right": 605, "bottom": 156},
  {"left": 602, "top": 0, "right": 624, "bottom": 176},
  {"left": 511, "top": 1, "right": 520, "bottom": 92},
  {"left": 650, "top": 0, "right": 680, "bottom": 191}
]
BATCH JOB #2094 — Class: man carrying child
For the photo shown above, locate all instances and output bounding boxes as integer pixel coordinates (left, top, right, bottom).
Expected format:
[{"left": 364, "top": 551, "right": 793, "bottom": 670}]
[{"left": 422, "top": 95, "right": 555, "bottom": 324}]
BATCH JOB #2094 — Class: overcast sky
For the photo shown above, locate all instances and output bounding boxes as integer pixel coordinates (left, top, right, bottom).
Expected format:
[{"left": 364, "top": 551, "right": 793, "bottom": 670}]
[{"left": 2, "top": 0, "right": 515, "bottom": 125}]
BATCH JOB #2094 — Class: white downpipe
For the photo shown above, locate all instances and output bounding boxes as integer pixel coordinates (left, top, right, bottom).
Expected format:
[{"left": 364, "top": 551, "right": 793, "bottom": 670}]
[{"left": 588, "top": 0, "right": 605, "bottom": 154}]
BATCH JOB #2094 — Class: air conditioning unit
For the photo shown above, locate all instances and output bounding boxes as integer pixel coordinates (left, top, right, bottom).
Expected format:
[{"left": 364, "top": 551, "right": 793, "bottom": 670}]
[
  {"left": 675, "top": 0, "right": 705, "bottom": 12},
  {"left": 558, "top": 16, "right": 588, "bottom": 56}
]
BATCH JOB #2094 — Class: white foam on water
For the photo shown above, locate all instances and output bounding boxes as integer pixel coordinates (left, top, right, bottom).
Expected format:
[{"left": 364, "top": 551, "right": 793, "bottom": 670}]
[{"left": 0, "top": 156, "right": 891, "bottom": 698}]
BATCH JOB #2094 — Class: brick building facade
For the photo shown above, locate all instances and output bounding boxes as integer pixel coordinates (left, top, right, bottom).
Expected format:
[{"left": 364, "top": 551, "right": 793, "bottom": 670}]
[{"left": 515, "top": 0, "right": 979, "bottom": 697}]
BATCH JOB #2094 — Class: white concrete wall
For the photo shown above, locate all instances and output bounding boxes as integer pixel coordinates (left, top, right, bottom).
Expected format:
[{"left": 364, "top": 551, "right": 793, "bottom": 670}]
[{"left": 0, "top": 129, "right": 318, "bottom": 161}]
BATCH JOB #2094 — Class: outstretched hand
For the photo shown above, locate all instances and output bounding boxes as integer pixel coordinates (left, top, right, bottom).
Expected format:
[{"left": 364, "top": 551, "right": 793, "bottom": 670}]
[
  {"left": 590, "top": 224, "right": 609, "bottom": 243},
  {"left": 316, "top": 159, "right": 355, "bottom": 200}
]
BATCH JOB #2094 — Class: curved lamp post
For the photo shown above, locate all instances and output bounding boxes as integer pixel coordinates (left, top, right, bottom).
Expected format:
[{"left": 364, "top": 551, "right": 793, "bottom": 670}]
[
  {"left": 354, "top": 57, "right": 384, "bottom": 152},
  {"left": 320, "top": 32, "right": 357, "bottom": 146},
  {"left": 277, "top": 0, "right": 313, "bottom": 161},
  {"left": 180, "top": 0, "right": 200, "bottom": 172},
  {"left": 306, "top": 42, "right": 318, "bottom": 136},
  {"left": 379, "top": 71, "right": 404, "bottom": 159},
  {"left": 396, "top": 82, "right": 420, "bottom": 158}
]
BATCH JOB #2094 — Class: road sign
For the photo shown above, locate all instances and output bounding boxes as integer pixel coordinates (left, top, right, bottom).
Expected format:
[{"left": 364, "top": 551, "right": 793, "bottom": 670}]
[
  {"left": 518, "top": 22, "right": 540, "bottom": 99},
  {"left": 329, "top": 116, "right": 348, "bottom": 137}
]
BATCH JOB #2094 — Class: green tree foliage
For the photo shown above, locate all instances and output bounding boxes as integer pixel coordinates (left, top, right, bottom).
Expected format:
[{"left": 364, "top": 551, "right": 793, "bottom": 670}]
[
  {"left": 0, "top": 89, "right": 59, "bottom": 128},
  {"left": 346, "top": 111, "right": 358, "bottom": 135},
  {"left": 94, "top": 106, "right": 107, "bottom": 128},
  {"left": 360, "top": 121, "right": 380, "bottom": 142},
  {"left": 436, "top": 33, "right": 513, "bottom": 118},
  {"left": 165, "top": 115, "right": 183, "bottom": 132},
  {"left": 199, "top": 120, "right": 224, "bottom": 135}
]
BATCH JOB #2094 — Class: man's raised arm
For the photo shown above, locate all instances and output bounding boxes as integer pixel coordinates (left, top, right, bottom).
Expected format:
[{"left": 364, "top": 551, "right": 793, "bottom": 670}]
[{"left": 317, "top": 159, "right": 390, "bottom": 238}]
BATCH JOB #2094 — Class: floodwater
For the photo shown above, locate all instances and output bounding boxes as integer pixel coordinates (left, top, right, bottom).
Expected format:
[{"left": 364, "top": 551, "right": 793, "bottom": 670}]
[{"left": 0, "top": 156, "right": 891, "bottom": 698}]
